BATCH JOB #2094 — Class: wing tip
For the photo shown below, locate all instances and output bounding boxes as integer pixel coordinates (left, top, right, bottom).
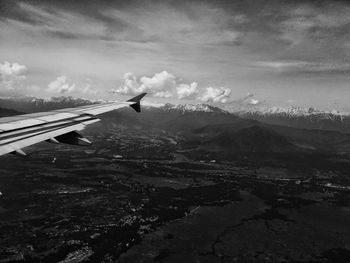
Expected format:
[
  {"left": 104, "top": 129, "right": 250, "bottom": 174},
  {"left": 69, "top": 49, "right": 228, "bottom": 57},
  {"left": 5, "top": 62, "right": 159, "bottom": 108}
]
[
  {"left": 127, "top": 93, "right": 147, "bottom": 113},
  {"left": 127, "top": 92, "right": 147, "bottom": 103}
]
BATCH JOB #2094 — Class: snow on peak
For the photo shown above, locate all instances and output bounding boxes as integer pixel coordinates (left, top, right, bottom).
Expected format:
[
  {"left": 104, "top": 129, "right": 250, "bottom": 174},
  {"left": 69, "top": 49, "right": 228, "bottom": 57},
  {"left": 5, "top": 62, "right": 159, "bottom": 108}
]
[
  {"left": 157, "top": 103, "right": 227, "bottom": 113},
  {"left": 251, "top": 106, "right": 347, "bottom": 117},
  {"left": 170, "top": 103, "right": 214, "bottom": 112}
]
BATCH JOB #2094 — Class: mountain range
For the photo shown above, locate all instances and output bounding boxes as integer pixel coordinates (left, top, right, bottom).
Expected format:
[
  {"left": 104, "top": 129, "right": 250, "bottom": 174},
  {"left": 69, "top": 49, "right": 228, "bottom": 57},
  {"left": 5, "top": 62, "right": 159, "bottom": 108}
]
[
  {"left": 2, "top": 96, "right": 350, "bottom": 161},
  {"left": 2, "top": 95, "right": 350, "bottom": 134},
  {"left": 0, "top": 96, "right": 93, "bottom": 113}
]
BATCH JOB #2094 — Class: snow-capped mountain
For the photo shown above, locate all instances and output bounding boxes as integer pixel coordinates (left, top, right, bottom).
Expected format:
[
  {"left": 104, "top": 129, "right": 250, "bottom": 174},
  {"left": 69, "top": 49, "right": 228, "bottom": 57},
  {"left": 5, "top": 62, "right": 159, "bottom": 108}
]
[
  {"left": 0, "top": 96, "right": 94, "bottom": 113},
  {"left": 159, "top": 103, "right": 227, "bottom": 113},
  {"left": 234, "top": 106, "right": 350, "bottom": 132},
  {"left": 2, "top": 95, "right": 350, "bottom": 132},
  {"left": 139, "top": 101, "right": 229, "bottom": 114},
  {"left": 235, "top": 105, "right": 346, "bottom": 118},
  {"left": 145, "top": 102, "right": 350, "bottom": 133}
]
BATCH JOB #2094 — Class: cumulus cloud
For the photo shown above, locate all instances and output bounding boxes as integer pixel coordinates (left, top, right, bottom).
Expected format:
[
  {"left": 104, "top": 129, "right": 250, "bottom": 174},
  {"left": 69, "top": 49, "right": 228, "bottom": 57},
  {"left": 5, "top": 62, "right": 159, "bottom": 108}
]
[
  {"left": 153, "top": 91, "right": 172, "bottom": 98},
  {"left": 115, "top": 72, "right": 141, "bottom": 94},
  {"left": 114, "top": 71, "right": 175, "bottom": 97},
  {"left": 47, "top": 76, "right": 98, "bottom": 96},
  {"left": 114, "top": 71, "right": 231, "bottom": 103},
  {"left": 0, "top": 61, "right": 98, "bottom": 97},
  {"left": 114, "top": 71, "right": 200, "bottom": 99},
  {"left": 198, "top": 87, "right": 232, "bottom": 103},
  {"left": 140, "top": 71, "right": 176, "bottom": 96},
  {"left": 81, "top": 83, "right": 98, "bottom": 96},
  {"left": 0, "top": 61, "right": 28, "bottom": 94},
  {"left": 47, "top": 76, "right": 75, "bottom": 94},
  {"left": 176, "top": 82, "right": 199, "bottom": 99}
]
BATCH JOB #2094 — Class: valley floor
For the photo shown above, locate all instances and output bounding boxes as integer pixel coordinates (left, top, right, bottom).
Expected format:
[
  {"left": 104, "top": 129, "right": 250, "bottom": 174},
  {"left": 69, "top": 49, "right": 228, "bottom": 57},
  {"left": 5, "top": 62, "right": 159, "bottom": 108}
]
[{"left": 0, "top": 130, "right": 349, "bottom": 263}]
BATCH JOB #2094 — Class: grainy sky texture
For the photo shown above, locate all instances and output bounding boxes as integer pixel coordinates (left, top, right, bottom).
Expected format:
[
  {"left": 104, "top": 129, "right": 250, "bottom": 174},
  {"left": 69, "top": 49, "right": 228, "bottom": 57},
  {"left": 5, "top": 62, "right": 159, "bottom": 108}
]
[{"left": 1, "top": 0, "right": 350, "bottom": 109}]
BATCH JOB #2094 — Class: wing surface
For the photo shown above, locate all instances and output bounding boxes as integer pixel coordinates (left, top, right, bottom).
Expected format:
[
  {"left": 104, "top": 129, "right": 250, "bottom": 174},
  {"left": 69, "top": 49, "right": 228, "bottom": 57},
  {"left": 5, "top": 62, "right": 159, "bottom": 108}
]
[{"left": 0, "top": 93, "right": 146, "bottom": 156}]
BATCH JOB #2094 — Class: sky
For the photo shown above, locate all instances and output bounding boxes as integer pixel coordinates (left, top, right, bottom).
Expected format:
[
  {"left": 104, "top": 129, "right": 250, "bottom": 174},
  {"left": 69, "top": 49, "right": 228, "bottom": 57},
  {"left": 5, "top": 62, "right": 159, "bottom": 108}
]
[{"left": 1, "top": 0, "right": 350, "bottom": 110}]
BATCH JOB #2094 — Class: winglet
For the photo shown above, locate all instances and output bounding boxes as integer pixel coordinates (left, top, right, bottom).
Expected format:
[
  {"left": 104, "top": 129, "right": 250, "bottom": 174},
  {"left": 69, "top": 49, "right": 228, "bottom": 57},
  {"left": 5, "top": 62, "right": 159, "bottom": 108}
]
[
  {"left": 11, "top": 149, "right": 27, "bottom": 156},
  {"left": 127, "top": 93, "right": 147, "bottom": 112}
]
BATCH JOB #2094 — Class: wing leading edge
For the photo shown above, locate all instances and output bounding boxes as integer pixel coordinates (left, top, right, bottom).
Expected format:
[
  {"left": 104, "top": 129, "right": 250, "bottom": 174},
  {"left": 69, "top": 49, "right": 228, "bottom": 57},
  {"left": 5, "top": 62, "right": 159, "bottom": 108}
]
[{"left": 0, "top": 93, "right": 146, "bottom": 156}]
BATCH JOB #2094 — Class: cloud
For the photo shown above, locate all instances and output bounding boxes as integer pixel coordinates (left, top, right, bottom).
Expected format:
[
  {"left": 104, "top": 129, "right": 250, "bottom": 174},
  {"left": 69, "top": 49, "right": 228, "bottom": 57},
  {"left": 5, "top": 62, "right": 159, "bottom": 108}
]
[
  {"left": 114, "top": 71, "right": 197, "bottom": 99},
  {"left": 47, "top": 76, "right": 98, "bottom": 96},
  {"left": 0, "top": 61, "right": 27, "bottom": 94},
  {"left": 248, "top": 98, "right": 260, "bottom": 105},
  {"left": 0, "top": 62, "right": 97, "bottom": 97},
  {"left": 103, "top": 2, "right": 243, "bottom": 45},
  {"left": 176, "top": 82, "right": 199, "bottom": 99},
  {"left": 81, "top": 83, "right": 98, "bottom": 96},
  {"left": 198, "top": 87, "right": 231, "bottom": 103},
  {"left": 47, "top": 76, "right": 75, "bottom": 94},
  {"left": 3, "top": 1, "right": 243, "bottom": 47},
  {"left": 256, "top": 61, "right": 310, "bottom": 71},
  {"left": 140, "top": 71, "right": 176, "bottom": 95},
  {"left": 10, "top": 2, "right": 107, "bottom": 41},
  {"left": 280, "top": 4, "right": 350, "bottom": 46},
  {"left": 114, "top": 71, "right": 231, "bottom": 103},
  {"left": 115, "top": 72, "right": 142, "bottom": 94},
  {"left": 256, "top": 61, "right": 350, "bottom": 74},
  {"left": 232, "top": 92, "right": 254, "bottom": 104},
  {"left": 154, "top": 91, "right": 172, "bottom": 98},
  {"left": 114, "top": 71, "right": 175, "bottom": 98},
  {"left": 226, "top": 93, "right": 262, "bottom": 106}
]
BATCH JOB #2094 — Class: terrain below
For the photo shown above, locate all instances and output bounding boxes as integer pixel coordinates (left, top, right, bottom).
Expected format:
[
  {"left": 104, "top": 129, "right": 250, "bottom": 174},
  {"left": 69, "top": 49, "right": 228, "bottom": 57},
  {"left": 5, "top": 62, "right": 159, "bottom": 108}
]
[{"left": 0, "top": 125, "right": 349, "bottom": 263}]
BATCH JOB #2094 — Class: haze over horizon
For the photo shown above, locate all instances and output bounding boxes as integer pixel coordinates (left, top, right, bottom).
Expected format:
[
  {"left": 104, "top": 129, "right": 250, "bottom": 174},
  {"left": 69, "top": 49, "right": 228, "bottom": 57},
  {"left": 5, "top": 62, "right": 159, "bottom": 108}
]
[{"left": 1, "top": 0, "right": 350, "bottom": 111}]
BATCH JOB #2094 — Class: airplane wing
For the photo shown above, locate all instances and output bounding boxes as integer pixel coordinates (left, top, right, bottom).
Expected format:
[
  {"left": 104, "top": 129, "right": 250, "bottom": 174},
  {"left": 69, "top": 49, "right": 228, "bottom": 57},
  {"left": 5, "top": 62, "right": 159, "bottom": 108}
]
[{"left": 0, "top": 93, "right": 146, "bottom": 156}]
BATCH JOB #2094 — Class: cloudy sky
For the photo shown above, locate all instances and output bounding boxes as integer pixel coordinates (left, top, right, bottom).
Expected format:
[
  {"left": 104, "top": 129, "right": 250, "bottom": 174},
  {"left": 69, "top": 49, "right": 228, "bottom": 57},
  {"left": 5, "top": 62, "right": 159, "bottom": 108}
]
[{"left": 1, "top": 0, "right": 350, "bottom": 110}]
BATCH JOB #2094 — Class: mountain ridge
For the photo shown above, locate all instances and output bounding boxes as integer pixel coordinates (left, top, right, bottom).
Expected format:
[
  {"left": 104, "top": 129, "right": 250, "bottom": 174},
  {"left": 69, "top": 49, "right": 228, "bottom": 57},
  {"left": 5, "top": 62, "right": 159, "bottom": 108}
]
[{"left": 1, "top": 95, "right": 350, "bottom": 133}]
